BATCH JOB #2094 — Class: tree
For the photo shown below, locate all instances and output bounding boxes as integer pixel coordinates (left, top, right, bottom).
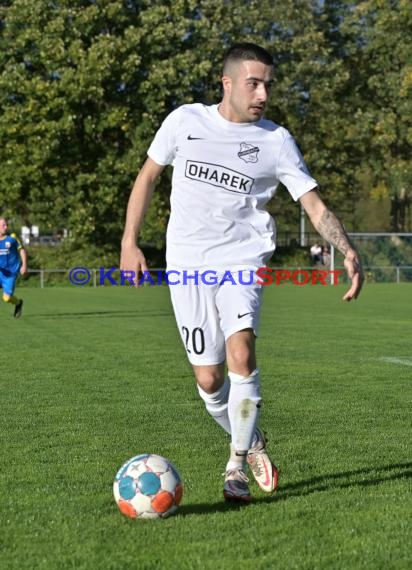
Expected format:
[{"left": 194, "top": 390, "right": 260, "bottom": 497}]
[
  {"left": 0, "top": 0, "right": 410, "bottom": 252},
  {"left": 338, "top": 0, "right": 412, "bottom": 229}
]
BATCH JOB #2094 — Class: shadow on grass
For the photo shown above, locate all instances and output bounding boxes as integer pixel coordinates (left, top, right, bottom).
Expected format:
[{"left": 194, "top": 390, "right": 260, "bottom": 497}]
[
  {"left": 177, "top": 462, "right": 412, "bottom": 517},
  {"left": 24, "top": 310, "right": 172, "bottom": 319}
]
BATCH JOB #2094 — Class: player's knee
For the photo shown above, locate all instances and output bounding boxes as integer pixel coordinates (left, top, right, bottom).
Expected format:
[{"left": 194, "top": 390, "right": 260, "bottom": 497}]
[
  {"left": 227, "top": 346, "right": 256, "bottom": 376},
  {"left": 226, "top": 329, "right": 256, "bottom": 374},
  {"left": 2, "top": 293, "right": 11, "bottom": 303},
  {"left": 194, "top": 368, "right": 225, "bottom": 394}
]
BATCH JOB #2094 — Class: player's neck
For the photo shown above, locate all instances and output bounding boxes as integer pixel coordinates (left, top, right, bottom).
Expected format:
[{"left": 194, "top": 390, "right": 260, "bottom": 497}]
[
  {"left": 217, "top": 102, "right": 243, "bottom": 123},
  {"left": 217, "top": 102, "right": 260, "bottom": 124}
]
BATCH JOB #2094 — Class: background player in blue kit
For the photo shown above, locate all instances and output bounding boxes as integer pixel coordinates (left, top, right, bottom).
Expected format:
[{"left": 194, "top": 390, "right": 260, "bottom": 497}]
[
  {"left": 0, "top": 217, "right": 27, "bottom": 318},
  {"left": 120, "top": 43, "right": 364, "bottom": 503}
]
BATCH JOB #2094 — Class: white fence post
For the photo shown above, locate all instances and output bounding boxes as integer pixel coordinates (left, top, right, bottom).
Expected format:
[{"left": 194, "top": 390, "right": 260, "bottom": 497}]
[{"left": 330, "top": 245, "right": 335, "bottom": 285}]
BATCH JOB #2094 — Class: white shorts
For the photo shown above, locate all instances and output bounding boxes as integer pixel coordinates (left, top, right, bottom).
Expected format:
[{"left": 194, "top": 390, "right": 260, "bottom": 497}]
[{"left": 169, "top": 275, "right": 263, "bottom": 366}]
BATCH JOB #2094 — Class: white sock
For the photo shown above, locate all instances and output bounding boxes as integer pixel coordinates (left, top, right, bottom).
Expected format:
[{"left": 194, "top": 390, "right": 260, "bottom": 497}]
[
  {"left": 228, "top": 368, "right": 261, "bottom": 455},
  {"left": 197, "top": 378, "right": 231, "bottom": 434},
  {"left": 226, "top": 444, "right": 247, "bottom": 472}
]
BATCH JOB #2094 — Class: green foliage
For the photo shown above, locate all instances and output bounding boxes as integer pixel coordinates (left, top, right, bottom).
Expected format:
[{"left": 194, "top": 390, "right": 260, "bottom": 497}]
[
  {"left": 339, "top": 0, "right": 412, "bottom": 215},
  {"left": 26, "top": 242, "right": 119, "bottom": 270},
  {"left": 269, "top": 245, "right": 312, "bottom": 268},
  {"left": 20, "top": 241, "right": 120, "bottom": 286},
  {"left": 352, "top": 235, "right": 412, "bottom": 267},
  {"left": 0, "top": 0, "right": 411, "bottom": 246}
]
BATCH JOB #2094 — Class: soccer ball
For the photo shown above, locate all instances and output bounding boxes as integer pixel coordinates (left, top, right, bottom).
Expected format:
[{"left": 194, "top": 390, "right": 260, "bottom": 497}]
[{"left": 113, "top": 454, "right": 183, "bottom": 519}]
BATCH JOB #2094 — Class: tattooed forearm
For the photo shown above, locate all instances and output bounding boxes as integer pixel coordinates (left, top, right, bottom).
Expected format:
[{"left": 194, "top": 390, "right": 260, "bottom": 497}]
[{"left": 316, "top": 209, "right": 353, "bottom": 256}]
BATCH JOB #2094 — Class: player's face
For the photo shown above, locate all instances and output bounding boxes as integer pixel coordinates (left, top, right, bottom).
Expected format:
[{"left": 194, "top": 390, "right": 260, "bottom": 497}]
[
  {"left": 222, "top": 60, "right": 274, "bottom": 123},
  {"left": 0, "top": 219, "right": 7, "bottom": 237}
]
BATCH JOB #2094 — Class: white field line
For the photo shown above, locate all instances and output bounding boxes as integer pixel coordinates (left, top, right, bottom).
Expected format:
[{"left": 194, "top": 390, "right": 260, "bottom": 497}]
[{"left": 380, "top": 357, "right": 412, "bottom": 367}]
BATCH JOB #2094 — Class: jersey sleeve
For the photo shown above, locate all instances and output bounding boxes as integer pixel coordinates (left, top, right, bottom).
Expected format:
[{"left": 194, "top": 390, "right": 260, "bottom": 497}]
[
  {"left": 277, "top": 132, "right": 318, "bottom": 201},
  {"left": 10, "top": 232, "right": 24, "bottom": 250},
  {"left": 147, "top": 107, "right": 182, "bottom": 166}
]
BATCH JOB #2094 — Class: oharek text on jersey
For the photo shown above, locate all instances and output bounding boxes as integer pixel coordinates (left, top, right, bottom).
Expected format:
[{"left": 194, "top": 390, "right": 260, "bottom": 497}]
[{"left": 185, "top": 160, "right": 254, "bottom": 194}]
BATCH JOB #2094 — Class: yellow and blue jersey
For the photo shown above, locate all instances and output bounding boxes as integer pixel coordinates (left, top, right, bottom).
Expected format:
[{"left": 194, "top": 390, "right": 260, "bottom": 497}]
[{"left": 0, "top": 233, "right": 23, "bottom": 275}]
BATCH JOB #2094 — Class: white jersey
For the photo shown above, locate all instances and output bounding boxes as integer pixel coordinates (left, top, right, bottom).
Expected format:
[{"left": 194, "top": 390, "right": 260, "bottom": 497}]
[{"left": 148, "top": 103, "right": 318, "bottom": 271}]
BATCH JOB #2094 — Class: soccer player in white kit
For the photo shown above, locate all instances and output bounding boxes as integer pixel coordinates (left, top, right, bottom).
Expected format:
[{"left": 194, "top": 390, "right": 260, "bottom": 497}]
[{"left": 121, "top": 43, "right": 364, "bottom": 503}]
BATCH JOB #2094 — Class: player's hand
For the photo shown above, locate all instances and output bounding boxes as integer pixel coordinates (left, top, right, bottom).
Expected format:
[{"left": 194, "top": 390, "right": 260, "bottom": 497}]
[
  {"left": 20, "top": 266, "right": 27, "bottom": 277},
  {"left": 342, "top": 249, "right": 364, "bottom": 301},
  {"left": 120, "top": 241, "right": 148, "bottom": 287}
]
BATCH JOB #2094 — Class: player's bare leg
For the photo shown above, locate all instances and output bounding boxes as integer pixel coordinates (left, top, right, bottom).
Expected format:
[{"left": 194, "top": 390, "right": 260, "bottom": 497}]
[{"left": 216, "top": 329, "right": 256, "bottom": 502}]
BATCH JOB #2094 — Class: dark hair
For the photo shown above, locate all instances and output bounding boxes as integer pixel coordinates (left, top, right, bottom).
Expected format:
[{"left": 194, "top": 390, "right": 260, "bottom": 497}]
[{"left": 223, "top": 42, "right": 273, "bottom": 72}]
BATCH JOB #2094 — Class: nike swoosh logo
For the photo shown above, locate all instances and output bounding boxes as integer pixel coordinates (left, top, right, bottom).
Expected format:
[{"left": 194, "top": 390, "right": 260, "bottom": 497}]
[
  {"left": 238, "top": 312, "right": 253, "bottom": 319},
  {"left": 187, "top": 135, "right": 204, "bottom": 140},
  {"left": 260, "top": 464, "right": 272, "bottom": 488}
]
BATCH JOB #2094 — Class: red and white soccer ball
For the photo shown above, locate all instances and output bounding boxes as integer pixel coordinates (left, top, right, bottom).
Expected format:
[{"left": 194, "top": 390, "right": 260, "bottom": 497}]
[{"left": 113, "top": 454, "right": 183, "bottom": 519}]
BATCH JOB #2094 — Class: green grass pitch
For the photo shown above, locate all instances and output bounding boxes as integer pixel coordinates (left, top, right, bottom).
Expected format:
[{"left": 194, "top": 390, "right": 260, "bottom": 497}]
[{"left": 1, "top": 283, "right": 411, "bottom": 569}]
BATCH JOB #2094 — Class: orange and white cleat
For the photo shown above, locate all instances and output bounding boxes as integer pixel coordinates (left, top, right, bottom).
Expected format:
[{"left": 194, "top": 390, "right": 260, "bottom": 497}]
[{"left": 247, "top": 428, "right": 278, "bottom": 493}]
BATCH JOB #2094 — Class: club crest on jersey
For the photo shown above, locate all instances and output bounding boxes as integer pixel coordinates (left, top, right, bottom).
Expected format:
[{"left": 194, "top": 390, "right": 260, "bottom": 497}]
[{"left": 238, "top": 142, "right": 260, "bottom": 163}]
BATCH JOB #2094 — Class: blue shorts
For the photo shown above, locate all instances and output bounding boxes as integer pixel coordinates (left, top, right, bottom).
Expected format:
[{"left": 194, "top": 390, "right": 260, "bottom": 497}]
[{"left": 0, "top": 270, "right": 18, "bottom": 296}]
